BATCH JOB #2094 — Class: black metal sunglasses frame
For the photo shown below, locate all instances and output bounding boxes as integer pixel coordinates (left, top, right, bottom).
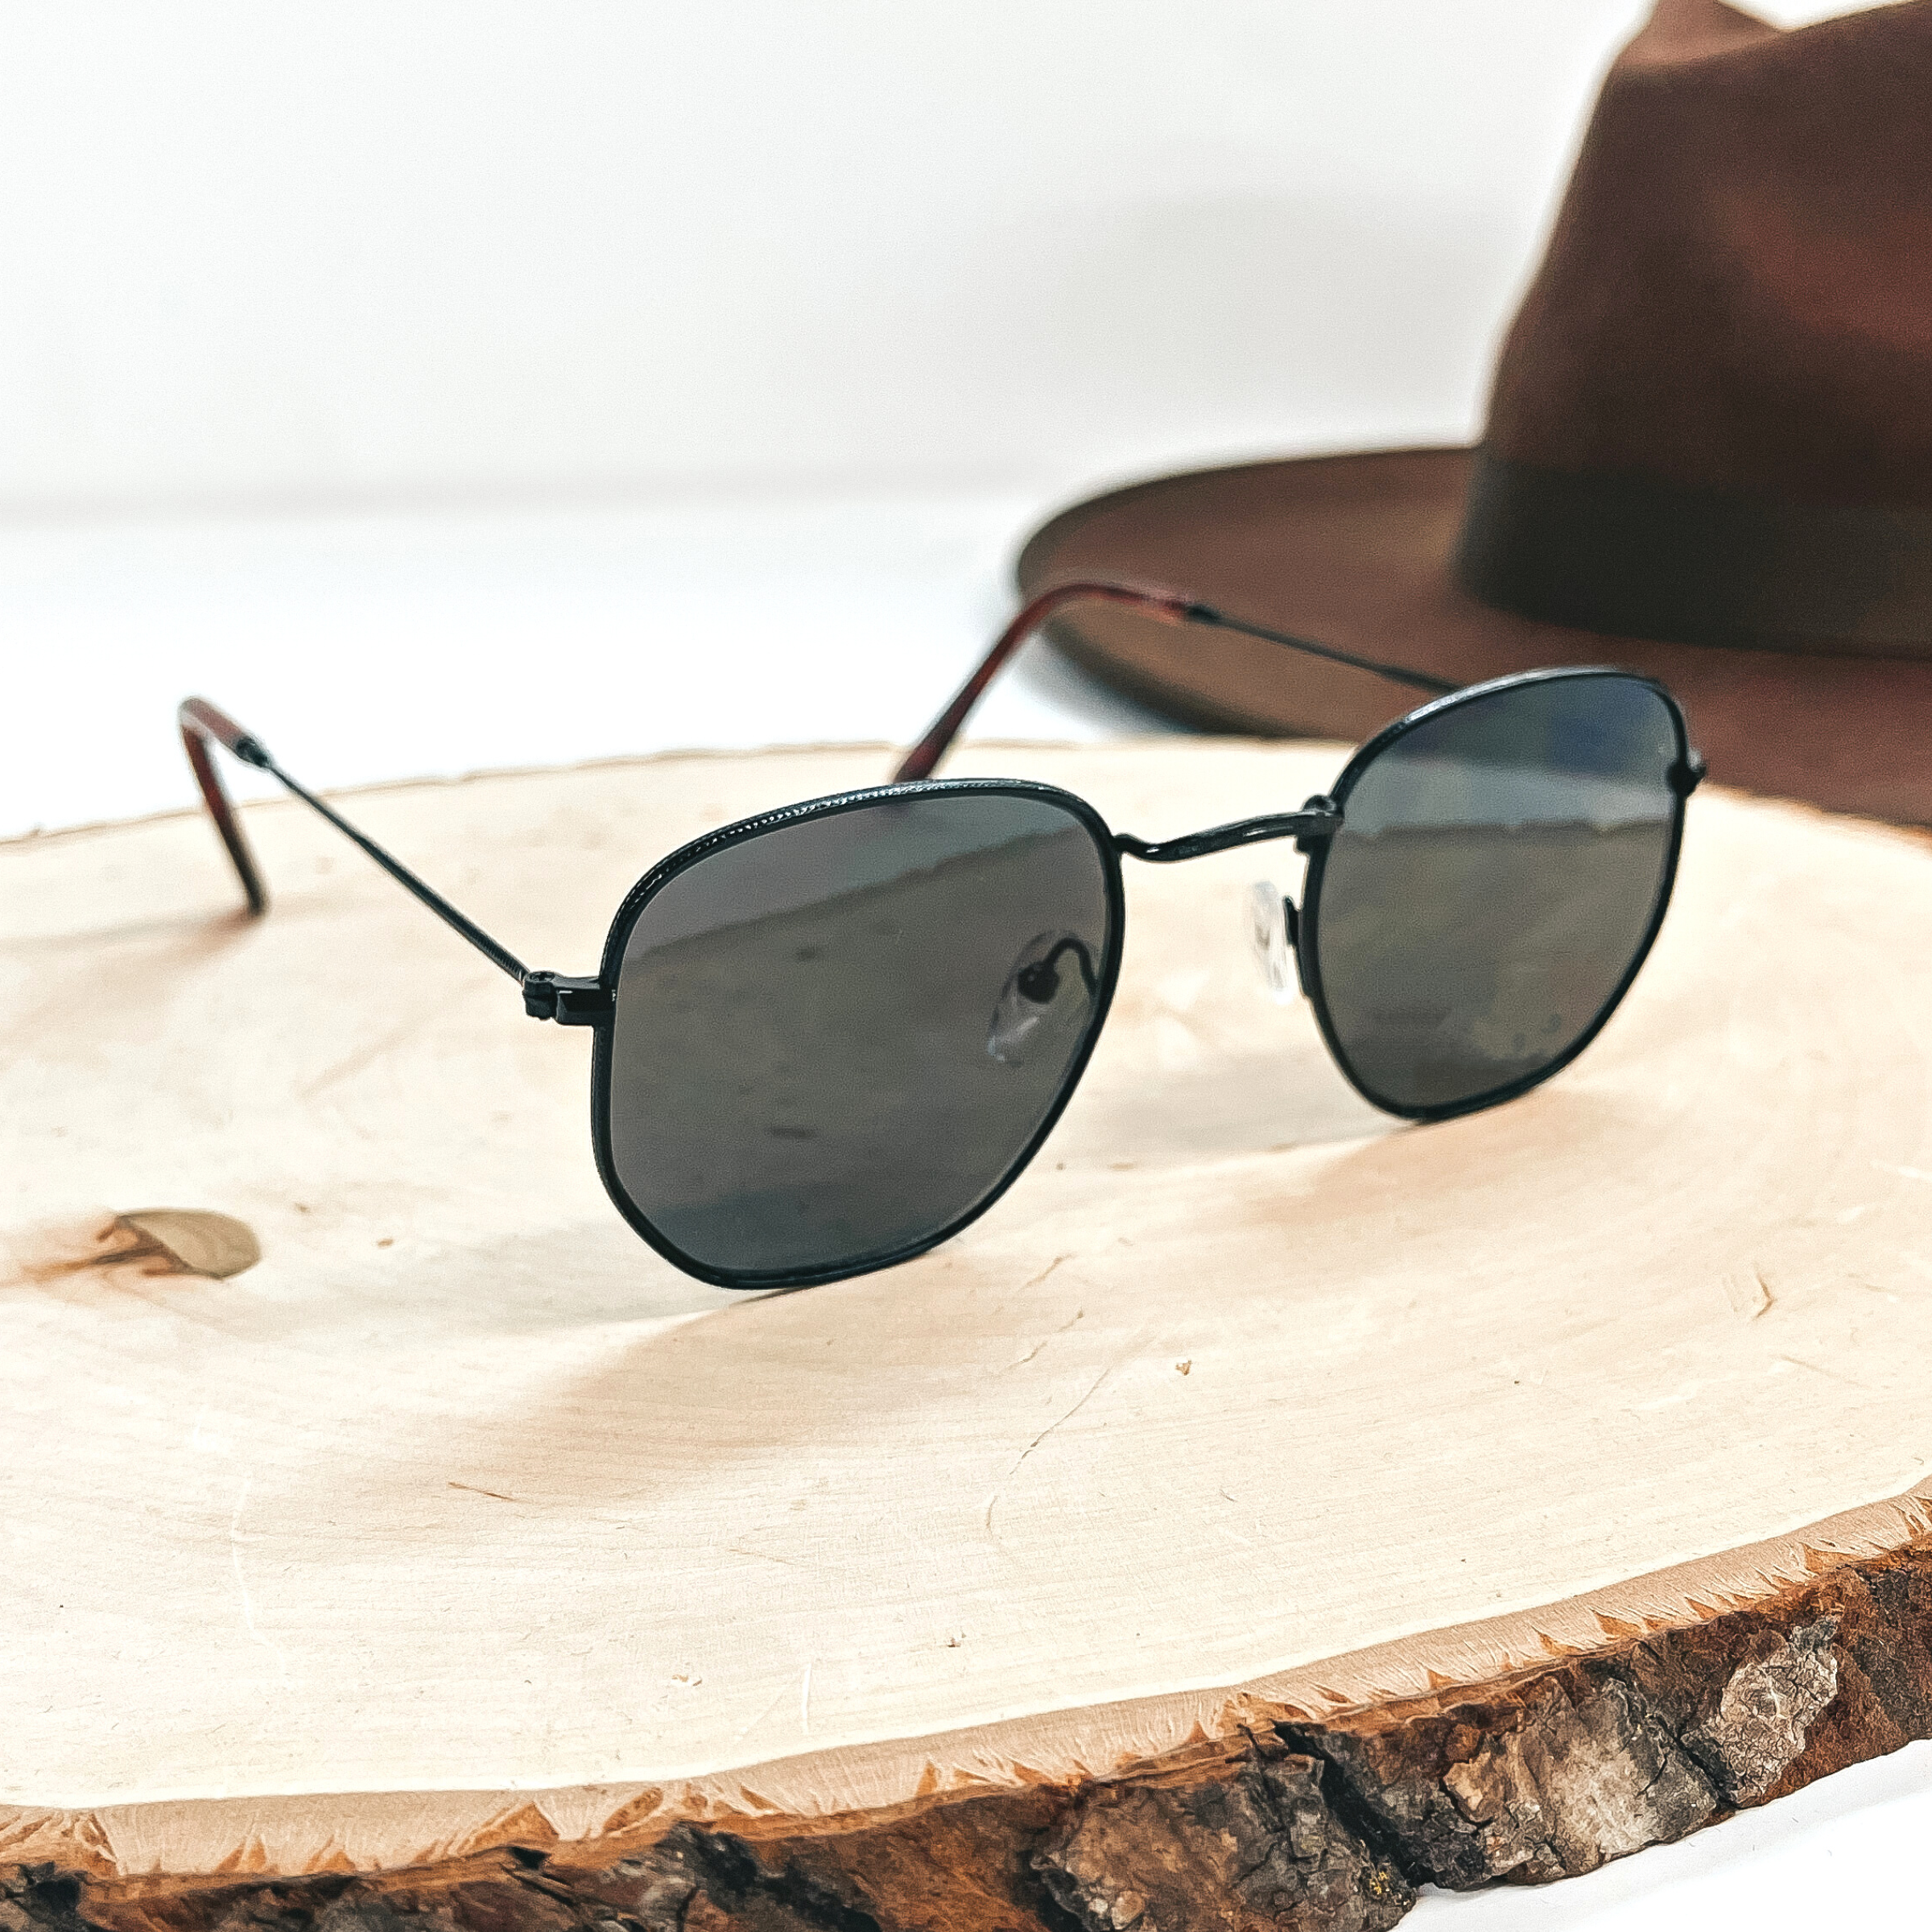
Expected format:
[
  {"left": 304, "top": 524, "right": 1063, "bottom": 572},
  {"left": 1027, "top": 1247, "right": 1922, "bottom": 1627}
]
[{"left": 180, "top": 580, "right": 1703, "bottom": 1290}]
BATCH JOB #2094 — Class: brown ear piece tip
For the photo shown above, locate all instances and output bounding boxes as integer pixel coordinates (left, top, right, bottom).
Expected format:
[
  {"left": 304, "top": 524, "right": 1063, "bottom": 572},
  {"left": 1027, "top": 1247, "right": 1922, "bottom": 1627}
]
[{"left": 116, "top": 1209, "right": 262, "bottom": 1280}]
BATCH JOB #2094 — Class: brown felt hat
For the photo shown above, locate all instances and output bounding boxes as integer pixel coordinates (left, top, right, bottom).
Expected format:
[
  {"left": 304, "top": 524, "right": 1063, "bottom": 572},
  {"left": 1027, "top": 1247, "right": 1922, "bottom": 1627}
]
[{"left": 1018, "top": 0, "right": 1932, "bottom": 821}]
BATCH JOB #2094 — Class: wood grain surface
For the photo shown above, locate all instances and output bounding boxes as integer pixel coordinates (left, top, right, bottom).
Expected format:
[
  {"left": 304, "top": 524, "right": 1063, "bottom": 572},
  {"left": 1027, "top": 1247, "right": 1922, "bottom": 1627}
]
[{"left": 6, "top": 739, "right": 1932, "bottom": 1930}]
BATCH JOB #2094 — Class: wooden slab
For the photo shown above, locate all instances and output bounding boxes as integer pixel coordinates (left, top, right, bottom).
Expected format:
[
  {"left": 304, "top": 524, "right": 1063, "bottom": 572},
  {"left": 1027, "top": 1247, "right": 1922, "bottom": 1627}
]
[{"left": 6, "top": 738, "right": 1932, "bottom": 1932}]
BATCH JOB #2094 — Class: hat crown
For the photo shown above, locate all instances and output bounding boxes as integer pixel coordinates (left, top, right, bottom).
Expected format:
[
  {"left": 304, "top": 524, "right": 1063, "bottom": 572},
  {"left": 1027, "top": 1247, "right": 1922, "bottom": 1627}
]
[
  {"left": 1491, "top": 0, "right": 1932, "bottom": 502},
  {"left": 1458, "top": 0, "right": 1932, "bottom": 651}
]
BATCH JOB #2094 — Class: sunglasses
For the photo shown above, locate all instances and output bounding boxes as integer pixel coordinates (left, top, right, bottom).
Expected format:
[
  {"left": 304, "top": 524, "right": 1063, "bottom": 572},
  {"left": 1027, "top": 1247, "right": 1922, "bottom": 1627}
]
[{"left": 180, "top": 580, "right": 1702, "bottom": 1290}]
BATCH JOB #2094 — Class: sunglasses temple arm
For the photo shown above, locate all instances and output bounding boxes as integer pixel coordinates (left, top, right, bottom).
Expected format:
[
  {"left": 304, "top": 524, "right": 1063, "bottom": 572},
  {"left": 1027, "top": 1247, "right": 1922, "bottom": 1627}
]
[
  {"left": 178, "top": 698, "right": 532, "bottom": 986},
  {"left": 892, "top": 583, "right": 1459, "bottom": 782}
]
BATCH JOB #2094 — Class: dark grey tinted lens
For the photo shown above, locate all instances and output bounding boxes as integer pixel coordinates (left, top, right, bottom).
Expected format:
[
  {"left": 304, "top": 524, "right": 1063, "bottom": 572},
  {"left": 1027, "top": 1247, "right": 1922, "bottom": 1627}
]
[
  {"left": 1311, "top": 676, "right": 1679, "bottom": 1113},
  {"left": 607, "top": 793, "right": 1112, "bottom": 1281}
]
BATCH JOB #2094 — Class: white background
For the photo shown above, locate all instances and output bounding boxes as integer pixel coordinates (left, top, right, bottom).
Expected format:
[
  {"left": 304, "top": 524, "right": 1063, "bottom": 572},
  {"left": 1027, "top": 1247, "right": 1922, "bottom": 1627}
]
[
  {"left": 6, "top": 2, "right": 1926, "bottom": 1920},
  {"left": 0, "top": 0, "right": 1686, "bottom": 510}
]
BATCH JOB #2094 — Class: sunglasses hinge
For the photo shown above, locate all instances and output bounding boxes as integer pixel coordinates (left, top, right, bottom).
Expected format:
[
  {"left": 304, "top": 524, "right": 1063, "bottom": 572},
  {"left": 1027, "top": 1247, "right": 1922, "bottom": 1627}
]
[
  {"left": 1670, "top": 753, "right": 1708, "bottom": 797},
  {"left": 522, "top": 971, "right": 612, "bottom": 1025}
]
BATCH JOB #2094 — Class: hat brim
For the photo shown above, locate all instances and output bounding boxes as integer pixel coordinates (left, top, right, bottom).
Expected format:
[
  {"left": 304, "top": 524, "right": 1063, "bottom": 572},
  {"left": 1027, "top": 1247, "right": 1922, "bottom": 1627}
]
[{"left": 1018, "top": 446, "right": 1932, "bottom": 821}]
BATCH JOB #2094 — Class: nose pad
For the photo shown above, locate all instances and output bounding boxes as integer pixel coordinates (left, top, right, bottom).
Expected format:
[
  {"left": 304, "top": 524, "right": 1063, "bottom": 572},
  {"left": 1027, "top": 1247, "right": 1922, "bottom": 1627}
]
[
  {"left": 989, "top": 930, "right": 1098, "bottom": 1066},
  {"left": 1248, "top": 881, "right": 1299, "bottom": 1003}
]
